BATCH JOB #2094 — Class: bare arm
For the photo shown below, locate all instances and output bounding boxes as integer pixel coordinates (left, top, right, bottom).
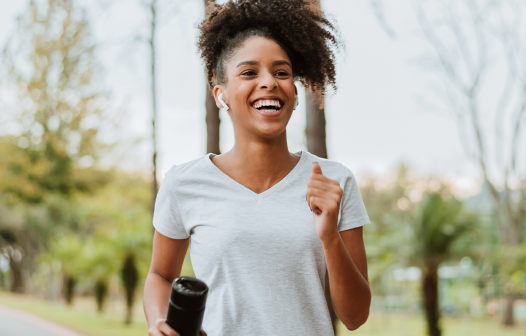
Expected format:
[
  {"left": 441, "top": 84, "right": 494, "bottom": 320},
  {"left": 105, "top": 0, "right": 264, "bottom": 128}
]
[
  {"left": 143, "top": 230, "right": 190, "bottom": 335},
  {"left": 324, "top": 226, "right": 370, "bottom": 330},
  {"left": 307, "top": 162, "right": 371, "bottom": 330}
]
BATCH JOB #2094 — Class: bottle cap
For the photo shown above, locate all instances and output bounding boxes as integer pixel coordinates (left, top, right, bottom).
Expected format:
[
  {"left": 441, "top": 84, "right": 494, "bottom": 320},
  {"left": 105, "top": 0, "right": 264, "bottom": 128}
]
[{"left": 170, "top": 276, "right": 208, "bottom": 311}]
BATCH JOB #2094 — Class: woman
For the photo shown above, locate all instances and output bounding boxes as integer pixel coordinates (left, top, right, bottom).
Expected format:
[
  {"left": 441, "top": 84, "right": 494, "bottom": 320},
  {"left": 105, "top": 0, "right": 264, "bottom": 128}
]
[{"left": 144, "top": 1, "right": 371, "bottom": 335}]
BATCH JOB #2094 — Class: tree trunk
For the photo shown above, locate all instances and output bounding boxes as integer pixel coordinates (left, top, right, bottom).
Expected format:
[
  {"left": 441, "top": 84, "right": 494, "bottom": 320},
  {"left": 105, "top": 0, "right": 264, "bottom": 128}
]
[
  {"left": 122, "top": 254, "right": 139, "bottom": 325},
  {"left": 203, "top": 0, "right": 220, "bottom": 155},
  {"left": 149, "top": 0, "right": 159, "bottom": 214},
  {"left": 503, "top": 290, "right": 516, "bottom": 326},
  {"left": 205, "top": 84, "right": 221, "bottom": 154},
  {"left": 306, "top": 90, "right": 327, "bottom": 158},
  {"left": 63, "top": 274, "right": 76, "bottom": 305},
  {"left": 94, "top": 280, "right": 108, "bottom": 313},
  {"left": 305, "top": 89, "right": 334, "bottom": 332},
  {"left": 9, "top": 255, "right": 24, "bottom": 293},
  {"left": 422, "top": 265, "right": 441, "bottom": 336}
]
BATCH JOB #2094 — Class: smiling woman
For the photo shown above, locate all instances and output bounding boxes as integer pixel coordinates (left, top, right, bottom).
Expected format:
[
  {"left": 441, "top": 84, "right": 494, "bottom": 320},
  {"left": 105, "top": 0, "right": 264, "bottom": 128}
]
[
  {"left": 143, "top": 1, "right": 371, "bottom": 336},
  {"left": 198, "top": 1, "right": 340, "bottom": 104}
]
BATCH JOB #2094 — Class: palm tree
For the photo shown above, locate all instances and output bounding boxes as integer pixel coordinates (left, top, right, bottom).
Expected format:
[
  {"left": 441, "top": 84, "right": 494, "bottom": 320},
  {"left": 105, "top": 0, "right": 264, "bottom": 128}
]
[{"left": 407, "top": 190, "right": 476, "bottom": 336}]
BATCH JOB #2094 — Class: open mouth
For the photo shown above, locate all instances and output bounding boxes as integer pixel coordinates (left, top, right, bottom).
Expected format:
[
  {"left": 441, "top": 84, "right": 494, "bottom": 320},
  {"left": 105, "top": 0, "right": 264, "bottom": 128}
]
[{"left": 251, "top": 99, "right": 283, "bottom": 114}]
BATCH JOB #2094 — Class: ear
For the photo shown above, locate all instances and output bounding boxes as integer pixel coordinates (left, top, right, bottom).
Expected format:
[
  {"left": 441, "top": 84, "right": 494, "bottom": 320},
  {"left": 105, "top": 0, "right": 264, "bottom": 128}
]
[
  {"left": 213, "top": 85, "right": 226, "bottom": 109},
  {"left": 293, "top": 85, "right": 299, "bottom": 110}
]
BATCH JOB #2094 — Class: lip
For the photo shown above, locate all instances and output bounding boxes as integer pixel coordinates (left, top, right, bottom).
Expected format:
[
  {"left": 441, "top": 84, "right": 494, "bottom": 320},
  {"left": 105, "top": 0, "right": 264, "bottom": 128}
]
[
  {"left": 252, "top": 105, "right": 283, "bottom": 117},
  {"left": 250, "top": 95, "right": 285, "bottom": 117},
  {"left": 250, "top": 95, "right": 284, "bottom": 105}
]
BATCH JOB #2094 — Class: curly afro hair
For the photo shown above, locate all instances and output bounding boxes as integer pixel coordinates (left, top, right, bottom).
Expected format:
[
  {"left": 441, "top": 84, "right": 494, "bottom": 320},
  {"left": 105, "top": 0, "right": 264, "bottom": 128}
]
[{"left": 197, "top": 0, "right": 341, "bottom": 101}]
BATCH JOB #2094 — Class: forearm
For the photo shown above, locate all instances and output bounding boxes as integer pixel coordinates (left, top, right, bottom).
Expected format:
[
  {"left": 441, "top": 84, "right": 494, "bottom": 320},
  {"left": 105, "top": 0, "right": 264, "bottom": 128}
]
[
  {"left": 143, "top": 272, "right": 173, "bottom": 328},
  {"left": 322, "top": 234, "right": 371, "bottom": 330}
]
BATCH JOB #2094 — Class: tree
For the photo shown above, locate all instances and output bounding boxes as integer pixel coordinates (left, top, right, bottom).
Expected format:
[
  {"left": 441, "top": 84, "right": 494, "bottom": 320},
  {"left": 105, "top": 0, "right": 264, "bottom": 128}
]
[
  {"left": 122, "top": 253, "right": 139, "bottom": 325},
  {"left": 87, "top": 173, "right": 152, "bottom": 323},
  {"left": 2, "top": 0, "right": 109, "bottom": 191},
  {"left": 204, "top": 0, "right": 221, "bottom": 155},
  {"left": 413, "top": 0, "right": 526, "bottom": 325},
  {"left": 359, "top": 164, "right": 414, "bottom": 295},
  {"left": 42, "top": 234, "right": 84, "bottom": 305},
  {"left": 305, "top": 90, "right": 328, "bottom": 159},
  {"left": 303, "top": 0, "right": 335, "bottom": 331},
  {"left": 0, "top": 0, "right": 110, "bottom": 293},
  {"left": 83, "top": 238, "right": 116, "bottom": 313},
  {"left": 147, "top": 0, "right": 160, "bottom": 212},
  {"left": 406, "top": 189, "right": 476, "bottom": 336},
  {"left": 303, "top": 0, "right": 333, "bottom": 331}
]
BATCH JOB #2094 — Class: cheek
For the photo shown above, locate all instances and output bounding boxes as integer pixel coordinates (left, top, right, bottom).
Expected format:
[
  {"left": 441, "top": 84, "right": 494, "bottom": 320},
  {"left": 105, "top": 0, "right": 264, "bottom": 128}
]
[
  {"left": 233, "top": 81, "right": 256, "bottom": 106},
  {"left": 281, "top": 81, "right": 296, "bottom": 100}
]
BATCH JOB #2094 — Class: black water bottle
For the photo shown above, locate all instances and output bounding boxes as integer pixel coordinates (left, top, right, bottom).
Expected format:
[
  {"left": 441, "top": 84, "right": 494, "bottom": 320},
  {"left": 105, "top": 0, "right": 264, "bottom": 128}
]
[{"left": 166, "top": 276, "right": 209, "bottom": 336}]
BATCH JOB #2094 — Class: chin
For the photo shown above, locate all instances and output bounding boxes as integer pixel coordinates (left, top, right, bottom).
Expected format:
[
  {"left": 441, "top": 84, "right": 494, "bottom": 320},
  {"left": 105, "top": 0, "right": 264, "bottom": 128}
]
[{"left": 255, "top": 123, "right": 288, "bottom": 138}]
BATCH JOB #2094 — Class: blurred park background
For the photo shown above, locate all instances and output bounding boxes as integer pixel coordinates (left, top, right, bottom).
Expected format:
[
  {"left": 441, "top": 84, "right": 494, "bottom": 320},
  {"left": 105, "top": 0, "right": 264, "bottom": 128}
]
[{"left": 0, "top": 0, "right": 525, "bottom": 335}]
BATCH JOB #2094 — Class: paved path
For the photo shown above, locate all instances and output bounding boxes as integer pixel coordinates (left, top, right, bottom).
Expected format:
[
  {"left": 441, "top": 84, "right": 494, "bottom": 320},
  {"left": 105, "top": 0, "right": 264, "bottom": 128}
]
[{"left": 0, "top": 305, "right": 84, "bottom": 336}]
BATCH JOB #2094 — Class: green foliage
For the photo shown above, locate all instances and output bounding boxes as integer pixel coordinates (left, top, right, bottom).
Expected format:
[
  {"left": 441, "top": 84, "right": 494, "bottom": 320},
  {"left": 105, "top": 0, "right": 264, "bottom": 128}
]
[
  {"left": 2, "top": 0, "right": 112, "bottom": 197},
  {"left": 494, "top": 245, "right": 526, "bottom": 293},
  {"left": 361, "top": 164, "right": 413, "bottom": 294},
  {"left": 405, "top": 190, "right": 478, "bottom": 269},
  {"left": 33, "top": 172, "right": 153, "bottom": 318},
  {"left": 0, "top": 0, "right": 119, "bottom": 295}
]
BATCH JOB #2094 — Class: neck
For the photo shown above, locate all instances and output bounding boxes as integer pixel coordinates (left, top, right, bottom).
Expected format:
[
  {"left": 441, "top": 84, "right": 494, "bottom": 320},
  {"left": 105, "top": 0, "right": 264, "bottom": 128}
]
[
  {"left": 217, "top": 129, "right": 300, "bottom": 192},
  {"left": 230, "top": 129, "right": 295, "bottom": 170}
]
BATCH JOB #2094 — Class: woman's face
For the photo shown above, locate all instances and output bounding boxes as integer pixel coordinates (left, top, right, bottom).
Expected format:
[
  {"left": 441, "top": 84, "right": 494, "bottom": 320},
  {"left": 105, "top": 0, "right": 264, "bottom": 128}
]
[{"left": 213, "top": 36, "right": 297, "bottom": 141}]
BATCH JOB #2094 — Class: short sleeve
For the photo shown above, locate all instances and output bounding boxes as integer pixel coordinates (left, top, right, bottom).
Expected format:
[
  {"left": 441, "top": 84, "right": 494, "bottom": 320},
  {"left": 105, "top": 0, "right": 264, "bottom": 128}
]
[
  {"left": 337, "top": 163, "right": 371, "bottom": 232},
  {"left": 152, "top": 166, "right": 190, "bottom": 239}
]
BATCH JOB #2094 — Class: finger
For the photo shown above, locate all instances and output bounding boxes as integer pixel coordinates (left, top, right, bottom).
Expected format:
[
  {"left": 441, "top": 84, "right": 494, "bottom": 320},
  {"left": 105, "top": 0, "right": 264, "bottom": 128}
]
[
  {"left": 308, "top": 186, "right": 342, "bottom": 204},
  {"left": 200, "top": 329, "right": 208, "bottom": 336},
  {"left": 312, "top": 161, "right": 323, "bottom": 175},
  {"left": 309, "top": 195, "right": 323, "bottom": 215},
  {"left": 310, "top": 196, "right": 334, "bottom": 215},
  {"left": 308, "top": 192, "right": 340, "bottom": 215},
  {"left": 309, "top": 172, "right": 339, "bottom": 186},
  {"left": 307, "top": 189, "right": 335, "bottom": 211},
  {"left": 158, "top": 321, "right": 178, "bottom": 336},
  {"left": 307, "top": 184, "right": 341, "bottom": 204},
  {"left": 148, "top": 326, "right": 169, "bottom": 336},
  {"left": 307, "top": 179, "right": 342, "bottom": 193},
  {"left": 148, "top": 328, "right": 164, "bottom": 336}
]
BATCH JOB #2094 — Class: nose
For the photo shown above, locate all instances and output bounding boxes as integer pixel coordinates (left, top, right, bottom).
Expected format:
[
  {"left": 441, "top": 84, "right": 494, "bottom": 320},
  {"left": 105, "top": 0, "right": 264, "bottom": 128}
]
[{"left": 258, "top": 70, "right": 278, "bottom": 91}]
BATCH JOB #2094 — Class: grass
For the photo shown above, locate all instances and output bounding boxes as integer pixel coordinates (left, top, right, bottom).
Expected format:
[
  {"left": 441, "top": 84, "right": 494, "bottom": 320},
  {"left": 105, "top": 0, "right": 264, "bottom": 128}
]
[
  {"left": 0, "top": 291, "right": 148, "bottom": 336},
  {"left": 1, "top": 291, "right": 526, "bottom": 336},
  {"left": 337, "top": 311, "right": 526, "bottom": 336}
]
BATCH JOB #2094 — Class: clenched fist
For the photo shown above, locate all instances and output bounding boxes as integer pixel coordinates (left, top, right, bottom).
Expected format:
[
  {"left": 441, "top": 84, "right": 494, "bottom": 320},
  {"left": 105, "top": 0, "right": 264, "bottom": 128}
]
[
  {"left": 307, "top": 162, "right": 343, "bottom": 243},
  {"left": 148, "top": 318, "right": 207, "bottom": 336}
]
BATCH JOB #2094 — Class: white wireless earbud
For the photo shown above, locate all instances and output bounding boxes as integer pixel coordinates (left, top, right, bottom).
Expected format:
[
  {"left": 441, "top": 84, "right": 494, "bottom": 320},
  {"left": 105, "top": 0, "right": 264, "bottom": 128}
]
[
  {"left": 218, "top": 92, "right": 229, "bottom": 111},
  {"left": 294, "top": 94, "right": 299, "bottom": 110}
]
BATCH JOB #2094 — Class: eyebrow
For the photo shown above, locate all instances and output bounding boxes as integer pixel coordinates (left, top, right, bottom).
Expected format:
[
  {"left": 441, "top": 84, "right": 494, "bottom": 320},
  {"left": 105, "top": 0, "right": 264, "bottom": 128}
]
[
  {"left": 272, "top": 60, "right": 291, "bottom": 67},
  {"left": 236, "top": 60, "right": 292, "bottom": 68}
]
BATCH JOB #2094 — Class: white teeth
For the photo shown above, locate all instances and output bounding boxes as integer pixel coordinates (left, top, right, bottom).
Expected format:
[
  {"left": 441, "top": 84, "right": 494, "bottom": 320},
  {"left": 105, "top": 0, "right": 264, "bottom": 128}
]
[{"left": 252, "top": 99, "right": 281, "bottom": 109}]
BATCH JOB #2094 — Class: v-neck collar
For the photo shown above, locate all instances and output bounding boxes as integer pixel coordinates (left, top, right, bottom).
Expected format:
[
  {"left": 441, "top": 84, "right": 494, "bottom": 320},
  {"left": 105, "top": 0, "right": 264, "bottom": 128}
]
[{"left": 204, "top": 150, "right": 307, "bottom": 201}]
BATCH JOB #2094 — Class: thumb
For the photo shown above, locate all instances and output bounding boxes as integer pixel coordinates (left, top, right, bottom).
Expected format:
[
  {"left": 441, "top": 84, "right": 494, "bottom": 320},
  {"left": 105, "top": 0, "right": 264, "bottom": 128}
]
[{"left": 312, "top": 161, "right": 323, "bottom": 175}]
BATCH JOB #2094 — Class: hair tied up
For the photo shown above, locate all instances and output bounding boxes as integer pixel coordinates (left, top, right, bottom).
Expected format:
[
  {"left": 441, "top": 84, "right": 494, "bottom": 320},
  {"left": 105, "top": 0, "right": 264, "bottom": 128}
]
[{"left": 197, "top": 0, "right": 342, "bottom": 108}]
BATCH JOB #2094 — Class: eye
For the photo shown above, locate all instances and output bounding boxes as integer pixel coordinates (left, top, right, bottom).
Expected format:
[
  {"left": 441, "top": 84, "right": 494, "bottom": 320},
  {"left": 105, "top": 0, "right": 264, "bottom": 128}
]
[
  {"left": 241, "top": 70, "right": 257, "bottom": 76},
  {"left": 275, "top": 70, "right": 289, "bottom": 76}
]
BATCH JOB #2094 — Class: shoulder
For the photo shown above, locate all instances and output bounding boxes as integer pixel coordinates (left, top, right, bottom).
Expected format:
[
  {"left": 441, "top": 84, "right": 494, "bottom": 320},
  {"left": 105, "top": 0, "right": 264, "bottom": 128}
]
[
  {"left": 163, "top": 154, "right": 211, "bottom": 185},
  {"left": 301, "top": 151, "right": 354, "bottom": 184}
]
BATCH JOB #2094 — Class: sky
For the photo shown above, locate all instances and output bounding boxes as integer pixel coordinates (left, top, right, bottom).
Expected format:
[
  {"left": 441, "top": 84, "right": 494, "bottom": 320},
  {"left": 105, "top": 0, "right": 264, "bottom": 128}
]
[{"left": 0, "top": 0, "right": 495, "bottom": 198}]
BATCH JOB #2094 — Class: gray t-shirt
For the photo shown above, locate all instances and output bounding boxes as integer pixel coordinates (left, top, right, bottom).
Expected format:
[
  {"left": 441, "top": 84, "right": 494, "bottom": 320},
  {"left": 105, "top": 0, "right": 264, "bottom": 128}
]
[{"left": 152, "top": 150, "right": 370, "bottom": 336}]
